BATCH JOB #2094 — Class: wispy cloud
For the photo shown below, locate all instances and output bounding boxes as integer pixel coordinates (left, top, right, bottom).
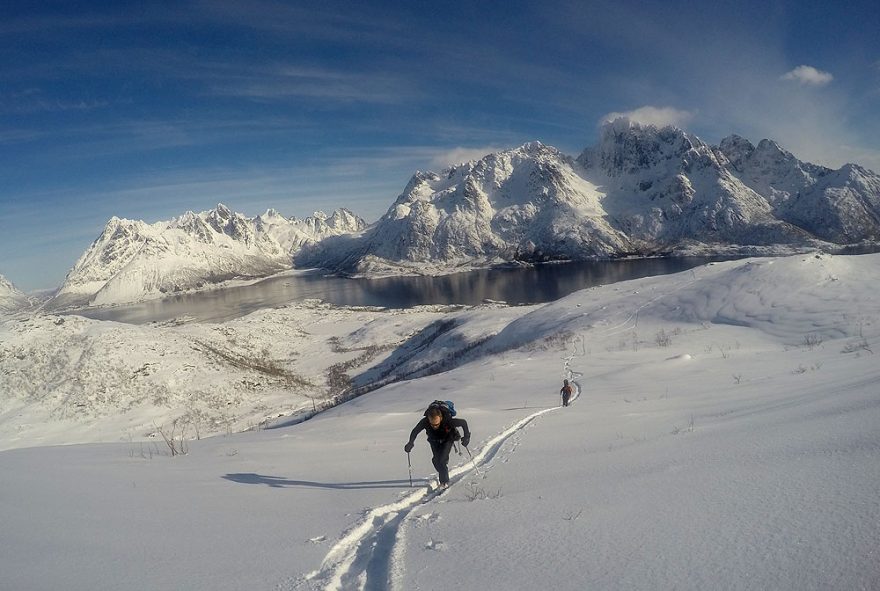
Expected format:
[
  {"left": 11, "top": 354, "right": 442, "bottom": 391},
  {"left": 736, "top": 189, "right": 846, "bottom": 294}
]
[
  {"left": 199, "top": 63, "right": 416, "bottom": 104},
  {"left": 600, "top": 106, "right": 694, "bottom": 128},
  {"left": 0, "top": 88, "right": 110, "bottom": 114},
  {"left": 780, "top": 65, "right": 834, "bottom": 86},
  {"left": 193, "top": 0, "right": 408, "bottom": 45}
]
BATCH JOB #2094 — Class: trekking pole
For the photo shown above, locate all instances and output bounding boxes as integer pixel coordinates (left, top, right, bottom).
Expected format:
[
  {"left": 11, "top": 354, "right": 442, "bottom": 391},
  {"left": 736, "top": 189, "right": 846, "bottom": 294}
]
[
  {"left": 407, "top": 452, "right": 413, "bottom": 488},
  {"left": 464, "top": 445, "right": 483, "bottom": 477}
]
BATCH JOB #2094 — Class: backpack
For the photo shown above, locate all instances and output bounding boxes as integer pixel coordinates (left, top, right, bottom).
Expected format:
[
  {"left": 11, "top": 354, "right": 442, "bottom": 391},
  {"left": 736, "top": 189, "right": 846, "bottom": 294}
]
[
  {"left": 424, "top": 400, "right": 460, "bottom": 442},
  {"left": 425, "top": 399, "right": 456, "bottom": 419}
]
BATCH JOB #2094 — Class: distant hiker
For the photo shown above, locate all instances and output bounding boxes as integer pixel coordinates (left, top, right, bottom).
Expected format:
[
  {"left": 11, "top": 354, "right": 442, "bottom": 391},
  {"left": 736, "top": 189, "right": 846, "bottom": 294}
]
[
  {"left": 560, "top": 379, "right": 573, "bottom": 407},
  {"left": 404, "top": 400, "right": 470, "bottom": 488}
]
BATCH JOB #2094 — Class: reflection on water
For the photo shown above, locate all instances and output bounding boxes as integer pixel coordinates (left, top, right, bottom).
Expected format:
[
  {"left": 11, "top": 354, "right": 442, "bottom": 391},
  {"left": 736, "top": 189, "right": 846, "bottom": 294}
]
[{"left": 74, "top": 257, "right": 734, "bottom": 325}]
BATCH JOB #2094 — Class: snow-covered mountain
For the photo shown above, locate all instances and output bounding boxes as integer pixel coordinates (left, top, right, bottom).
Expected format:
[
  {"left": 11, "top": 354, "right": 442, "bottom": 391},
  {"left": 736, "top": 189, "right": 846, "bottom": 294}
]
[
  {"left": 53, "top": 120, "right": 880, "bottom": 305},
  {"left": 576, "top": 119, "right": 812, "bottom": 247},
  {"left": 717, "top": 135, "right": 880, "bottom": 243},
  {"left": 49, "top": 205, "right": 365, "bottom": 308},
  {"left": 0, "top": 274, "right": 30, "bottom": 314},
  {"left": 296, "top": 141, "right": 634, "bottom": 275},
  {"left": 298, "top": 119, "right": 880, "bottom": 275}
]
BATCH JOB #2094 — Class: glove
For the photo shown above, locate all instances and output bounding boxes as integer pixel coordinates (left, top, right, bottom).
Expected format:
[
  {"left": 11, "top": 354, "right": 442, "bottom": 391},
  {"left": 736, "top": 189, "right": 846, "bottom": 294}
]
[
  {"left": 461, "top": 436, "right": 470, "bottom": 448},
  {"left": 404, "top": 442, "right": 414, "bottom": 453}
]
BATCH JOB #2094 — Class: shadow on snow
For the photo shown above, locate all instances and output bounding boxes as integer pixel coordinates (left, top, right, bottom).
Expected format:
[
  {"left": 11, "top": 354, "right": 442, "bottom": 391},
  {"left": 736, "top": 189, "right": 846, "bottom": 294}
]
[{"left": 222, "top": 473, "right": 427, "bottom": 490}]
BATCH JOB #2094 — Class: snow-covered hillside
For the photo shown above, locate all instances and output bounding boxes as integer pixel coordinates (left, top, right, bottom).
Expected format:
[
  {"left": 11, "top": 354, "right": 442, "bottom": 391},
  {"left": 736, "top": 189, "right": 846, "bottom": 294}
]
[
  {"left": 299, "top": 119, "right": 880, "bottom": 276},
  {"left": 0, "top": 274, "right": 30, "bottom": 313},
  {"left": 48, "top": 205, "right": 365, "bottom": 308},
  {"left": 1, "top": 253, "right": 878, "bottom": 590},
  {"left": 0, "top": 300, "right": 519, "bottom": 450}
]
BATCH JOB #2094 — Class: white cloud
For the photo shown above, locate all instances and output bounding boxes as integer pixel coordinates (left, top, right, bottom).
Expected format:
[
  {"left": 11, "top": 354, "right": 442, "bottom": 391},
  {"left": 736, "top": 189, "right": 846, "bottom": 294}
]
[
  {"left": 428, "top": 146, "right": 503, "bottom": 169},
  {"left": 780, "top": 65, "right": 833, "bottom": 86},
  {"left": 599, "top": 106, "right": 694, "bottom": 128}
]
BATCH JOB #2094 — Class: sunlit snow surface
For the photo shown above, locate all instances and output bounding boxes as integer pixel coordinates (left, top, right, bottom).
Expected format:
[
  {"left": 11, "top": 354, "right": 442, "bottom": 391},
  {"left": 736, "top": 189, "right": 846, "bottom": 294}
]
[{"left": 1, "top": 253, "right": 878, "bottom": 590}]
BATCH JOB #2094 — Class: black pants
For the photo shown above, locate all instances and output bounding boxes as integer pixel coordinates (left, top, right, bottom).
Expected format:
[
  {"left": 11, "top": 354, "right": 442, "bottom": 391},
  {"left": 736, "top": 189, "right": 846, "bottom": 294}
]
[
  {"left": 562, "top": 392, "right": 571, "bottom": 406},
  {"left": 429, "top": 439, "right": 455, "bottom": 484}
]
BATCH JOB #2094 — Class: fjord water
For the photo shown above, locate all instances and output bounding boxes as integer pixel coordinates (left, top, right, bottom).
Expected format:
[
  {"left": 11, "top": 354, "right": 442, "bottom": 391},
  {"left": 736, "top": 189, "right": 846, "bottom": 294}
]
[{"left": 75, "top": 257, "right": 733, "bottom": 325}]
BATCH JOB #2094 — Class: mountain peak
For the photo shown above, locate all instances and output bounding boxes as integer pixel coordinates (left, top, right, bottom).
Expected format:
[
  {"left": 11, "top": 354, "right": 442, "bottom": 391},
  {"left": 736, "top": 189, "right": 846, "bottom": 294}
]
[
  {"left": 579, "top": 117, "right": 700, "bottom": 176},
  {"left": 0, "top": 274, "right": 16, "bottom": 292},
  {"left": 0, "top": 273, "right": 30, "bottom": 313},
  {"left": 719, "top": 135, "right": 756, "bottom": 171},
  {"left": 754, "top": 139, "right": 792, "bottom": 159}
]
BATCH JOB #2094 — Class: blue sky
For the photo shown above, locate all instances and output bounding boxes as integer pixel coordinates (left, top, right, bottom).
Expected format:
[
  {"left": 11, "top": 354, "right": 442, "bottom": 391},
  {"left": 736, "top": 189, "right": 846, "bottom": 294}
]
[{"left": 2, "top": 0, "right": 878, "bottom": 292}]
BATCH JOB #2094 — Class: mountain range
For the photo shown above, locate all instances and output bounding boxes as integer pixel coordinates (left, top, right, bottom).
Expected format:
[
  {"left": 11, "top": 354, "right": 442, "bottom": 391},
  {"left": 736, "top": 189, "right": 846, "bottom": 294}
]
[
  {"left": 47, "top": 206, "right": 365, "bottom": 308},
  {"left": 297, "top": 119, "right": 880, "bottom": 276},
  {"left": 43, "top": 118, "right": 880, "bottom": 308}
]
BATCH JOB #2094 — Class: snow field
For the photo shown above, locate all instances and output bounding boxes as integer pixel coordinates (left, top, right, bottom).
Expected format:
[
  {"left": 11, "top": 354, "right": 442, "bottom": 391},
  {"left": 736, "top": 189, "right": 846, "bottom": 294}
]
[{"left": 1, "top": 253, "right": 878, "bottom": 590}]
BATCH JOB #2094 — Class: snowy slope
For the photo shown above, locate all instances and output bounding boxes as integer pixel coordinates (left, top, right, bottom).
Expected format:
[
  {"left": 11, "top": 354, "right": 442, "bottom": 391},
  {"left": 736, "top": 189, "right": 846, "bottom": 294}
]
[
  {"left": 49, "top": 205, "right": 365, "bottom": 308},
  {"left": 1, "top": 253, "right": 878, "bottom": 590},
  {"left": 0, "top": 301, "right": 511, "bottom": 450},
  {"left": 0, "top": 274, "right": 30, "bottom": 314}
]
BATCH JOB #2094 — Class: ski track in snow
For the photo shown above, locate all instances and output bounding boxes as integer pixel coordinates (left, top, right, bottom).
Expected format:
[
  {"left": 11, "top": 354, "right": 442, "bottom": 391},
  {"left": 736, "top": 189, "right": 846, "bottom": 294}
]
[
  {"left": 293, "top": 381, "right": 582, "bottom": 591},
  {"left": 289, "top": 273, "right": 686, "bottom": 589}
]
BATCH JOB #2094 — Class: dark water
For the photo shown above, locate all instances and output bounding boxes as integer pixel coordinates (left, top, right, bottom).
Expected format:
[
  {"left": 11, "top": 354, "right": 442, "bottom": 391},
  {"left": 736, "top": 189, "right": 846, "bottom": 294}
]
[{"left": 73, "top": 257, "right": 735, "bottom": 325}]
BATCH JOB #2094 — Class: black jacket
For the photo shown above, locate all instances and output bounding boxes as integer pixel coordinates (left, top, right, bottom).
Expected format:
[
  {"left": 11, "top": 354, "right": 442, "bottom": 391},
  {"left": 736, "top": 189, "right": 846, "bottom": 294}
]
[{"left": 408, "top": 416, "right": 470, "bottom": 444}]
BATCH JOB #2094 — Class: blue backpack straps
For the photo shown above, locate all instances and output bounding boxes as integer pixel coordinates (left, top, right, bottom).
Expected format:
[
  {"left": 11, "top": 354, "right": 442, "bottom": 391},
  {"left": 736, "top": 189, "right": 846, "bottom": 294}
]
[{"left": 427, "top": 399, "right": 456, "bottom": 418}]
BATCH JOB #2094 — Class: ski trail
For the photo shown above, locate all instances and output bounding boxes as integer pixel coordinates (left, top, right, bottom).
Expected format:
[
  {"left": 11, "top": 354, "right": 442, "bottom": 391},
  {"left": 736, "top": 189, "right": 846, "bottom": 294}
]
[
  {"left": 298, "top": 386, "right": 579, "bottom": 591},
  {"left": 297, "top": 270, "right": 704, "bottom": 588},
  {"left": 591, "top": 270, "right": 705, "bottom": 340}
]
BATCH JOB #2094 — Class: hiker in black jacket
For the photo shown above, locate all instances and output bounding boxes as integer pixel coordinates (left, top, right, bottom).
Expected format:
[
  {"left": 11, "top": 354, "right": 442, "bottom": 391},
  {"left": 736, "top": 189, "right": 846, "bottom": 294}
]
[{"left": 404, "top": 403, "right": 470, "bottom": 488}]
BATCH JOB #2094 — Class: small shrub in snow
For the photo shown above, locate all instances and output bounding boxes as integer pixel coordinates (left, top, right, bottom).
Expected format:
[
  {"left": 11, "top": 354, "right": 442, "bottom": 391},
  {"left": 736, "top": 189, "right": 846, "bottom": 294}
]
[
  {"left": 464, "top": 482, "right": 502, "bottom": 501},
  {"left": 655, "top": 329, "right": 672, "bottom": 347},
  {"left": 803, "top": 334, "right": 823, "bottom": 350},
  {"left": 128, "top": 439, "right": 162, "bottom": 459},
  {"left": 671, "top": 415, "right": 695, "bottom": 435},
  {"left": 154, "top": 420, "right": 188, "bottom": 456}
]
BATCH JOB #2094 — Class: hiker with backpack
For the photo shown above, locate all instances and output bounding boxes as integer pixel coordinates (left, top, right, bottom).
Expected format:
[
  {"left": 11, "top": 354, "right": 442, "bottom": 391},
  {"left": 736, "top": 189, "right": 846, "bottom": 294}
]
[
  {"left": 560, "top": 379, "right": 573, "bottom": 407},
  {"left": 404, "top": 400, "right": 470, "bottom": 488}
]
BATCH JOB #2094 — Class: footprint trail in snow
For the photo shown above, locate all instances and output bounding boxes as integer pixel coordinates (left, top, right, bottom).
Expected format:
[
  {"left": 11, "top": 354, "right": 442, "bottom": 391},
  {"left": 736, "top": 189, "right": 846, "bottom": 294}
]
[{"left": 293, "top": 380, "right": 580, "bottom": 591}]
